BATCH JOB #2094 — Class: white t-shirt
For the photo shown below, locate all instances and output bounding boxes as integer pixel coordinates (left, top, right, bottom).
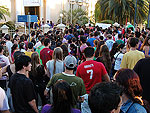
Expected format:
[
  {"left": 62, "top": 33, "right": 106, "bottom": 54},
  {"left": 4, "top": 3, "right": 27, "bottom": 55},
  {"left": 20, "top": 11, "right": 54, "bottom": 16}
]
[
  {"left": 106, "top": 39, "right": 114, "bottom": 51},
  {"left": 0, "top": 55, "right": 10, "bottom": 80},
  {"left": 6, "top": 41, "right": 13, "bottom": 56},
  {"left": 62, "top": 38, "right": 67, "bottom": 43},
  {"left": 20, "top": 49, "right": 26, "bottom": 53},
  {"left": 0, "top": 87, "right": 9, "bottom": 111},
  {"left": 0, "top": 55, "right": 10, "bottom": 68},
  {"left": 34, "top": 41, "right": 41, "bottom": 49},
  {"left": 114, "top": 34, "right": 118, "bottom": 41},
  {"left": 114, "top": 52, "right": 124, "bottom": 70},
  {"left": 46, "top": 60, "right": 64, "bottom": 79}
]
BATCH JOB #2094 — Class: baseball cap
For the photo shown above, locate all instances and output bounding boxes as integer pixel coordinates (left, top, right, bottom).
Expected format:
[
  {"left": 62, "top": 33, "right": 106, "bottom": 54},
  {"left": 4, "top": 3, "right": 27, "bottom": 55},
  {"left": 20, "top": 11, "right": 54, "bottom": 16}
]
[{"left": 64, "top": 55, "right": 77, "bottom": 69}]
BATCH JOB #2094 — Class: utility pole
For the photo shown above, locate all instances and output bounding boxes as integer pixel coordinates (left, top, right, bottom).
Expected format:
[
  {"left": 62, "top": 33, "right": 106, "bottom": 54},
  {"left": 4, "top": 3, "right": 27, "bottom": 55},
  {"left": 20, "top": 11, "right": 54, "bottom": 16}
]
[{"left": 28, "top": 12, "right": 31, "bottom": 42}]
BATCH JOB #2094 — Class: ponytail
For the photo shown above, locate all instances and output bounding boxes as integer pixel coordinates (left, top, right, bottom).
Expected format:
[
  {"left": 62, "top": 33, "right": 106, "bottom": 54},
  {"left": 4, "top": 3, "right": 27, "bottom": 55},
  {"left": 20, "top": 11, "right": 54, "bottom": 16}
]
[{"left": 53, "top": 59, "right": 56, "bottom": 75}]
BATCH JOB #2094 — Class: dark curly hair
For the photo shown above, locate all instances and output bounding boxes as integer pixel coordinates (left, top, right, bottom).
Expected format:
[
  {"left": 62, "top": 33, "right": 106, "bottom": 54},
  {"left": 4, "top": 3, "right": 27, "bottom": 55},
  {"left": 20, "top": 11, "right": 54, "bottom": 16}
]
[{"left": 114, "top": 68, "right": 143, "bottom": 104}]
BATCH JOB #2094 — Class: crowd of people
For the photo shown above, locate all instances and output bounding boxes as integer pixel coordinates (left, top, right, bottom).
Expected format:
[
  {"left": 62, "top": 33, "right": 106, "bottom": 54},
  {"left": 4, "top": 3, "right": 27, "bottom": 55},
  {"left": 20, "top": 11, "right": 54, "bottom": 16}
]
[{"left": 0, "top": 23, "right": 150, "bottom": 113}]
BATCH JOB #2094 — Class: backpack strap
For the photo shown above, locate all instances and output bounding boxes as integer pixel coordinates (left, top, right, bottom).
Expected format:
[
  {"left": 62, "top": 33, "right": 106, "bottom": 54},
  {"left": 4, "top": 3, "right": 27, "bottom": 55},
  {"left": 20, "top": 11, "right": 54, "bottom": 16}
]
[{"left": 114, "top": 52, "right": 121, "bottom": 67}]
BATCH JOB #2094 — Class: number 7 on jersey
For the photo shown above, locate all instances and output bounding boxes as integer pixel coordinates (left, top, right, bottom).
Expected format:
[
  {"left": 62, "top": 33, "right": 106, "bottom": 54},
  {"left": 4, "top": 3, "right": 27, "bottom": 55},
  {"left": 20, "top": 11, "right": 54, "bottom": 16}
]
[{"left": 87, "top": 69, "right": 93, "bottom": 79}]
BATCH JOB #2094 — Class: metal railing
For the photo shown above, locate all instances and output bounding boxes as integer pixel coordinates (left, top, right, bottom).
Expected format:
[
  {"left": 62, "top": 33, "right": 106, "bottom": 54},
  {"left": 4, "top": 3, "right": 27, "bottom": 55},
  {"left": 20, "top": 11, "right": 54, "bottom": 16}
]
[
  {"left": 0, "top": 27, "right": 43, "bottom": 39},
  {"left": 8, "top": 28, "right": 40, "bottom": 38}
]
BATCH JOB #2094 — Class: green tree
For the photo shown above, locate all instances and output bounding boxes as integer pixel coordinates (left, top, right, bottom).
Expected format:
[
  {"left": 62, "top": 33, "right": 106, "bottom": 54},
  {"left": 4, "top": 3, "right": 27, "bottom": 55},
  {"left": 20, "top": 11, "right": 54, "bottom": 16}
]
[
  {"left": 58, "top": 8, "right": 88, "bottom": 25},
  {"left": 95, "top": 0, "right": 148, "bottom": 24},
  {"left": 0, "top": 6, "right": 10, "bottom": 20},
  {"left": 95, "top": 2, "right": 102, "bottom": 22}
]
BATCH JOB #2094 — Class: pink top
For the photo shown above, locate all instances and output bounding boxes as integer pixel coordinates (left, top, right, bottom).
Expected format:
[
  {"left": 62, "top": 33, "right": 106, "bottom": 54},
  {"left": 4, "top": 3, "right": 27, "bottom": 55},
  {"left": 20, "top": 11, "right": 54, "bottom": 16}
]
[{"left": 80, "top": 44, "right": 88, "bottom": 53}]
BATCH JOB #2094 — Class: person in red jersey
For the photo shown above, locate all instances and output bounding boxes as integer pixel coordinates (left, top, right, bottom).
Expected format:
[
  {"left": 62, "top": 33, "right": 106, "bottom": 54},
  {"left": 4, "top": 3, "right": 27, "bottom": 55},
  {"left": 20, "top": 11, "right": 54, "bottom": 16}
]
[
  {"left": 40, "top": 38, "right": 53, "bottom": 68},
  {"left": 76, "top": 47, "right": 110, "bottom": 94}
]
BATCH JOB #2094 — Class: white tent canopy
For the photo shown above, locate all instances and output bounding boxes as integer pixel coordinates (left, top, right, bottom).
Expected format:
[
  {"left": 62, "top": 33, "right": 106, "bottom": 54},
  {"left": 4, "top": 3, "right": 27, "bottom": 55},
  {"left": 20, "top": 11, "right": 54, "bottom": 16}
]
[{"left": 96, "top": 23, "right": 111, "bottom": 29}]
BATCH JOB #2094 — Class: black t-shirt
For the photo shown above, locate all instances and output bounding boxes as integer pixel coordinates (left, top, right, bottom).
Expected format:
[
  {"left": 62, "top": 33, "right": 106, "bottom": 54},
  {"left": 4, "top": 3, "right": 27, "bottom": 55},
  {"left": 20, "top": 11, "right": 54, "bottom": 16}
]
[
  {"left": 9, "top": 73, "right": 36, "bottom": 113},
  {"left": 133, "top": 58, "right": 150, "bottom": 101},
  {"left": 7, "top": 65, "right": 13, "bottom": 88},
  {"left": 29, "top": 65, "right": 49, "bottom": 89}
]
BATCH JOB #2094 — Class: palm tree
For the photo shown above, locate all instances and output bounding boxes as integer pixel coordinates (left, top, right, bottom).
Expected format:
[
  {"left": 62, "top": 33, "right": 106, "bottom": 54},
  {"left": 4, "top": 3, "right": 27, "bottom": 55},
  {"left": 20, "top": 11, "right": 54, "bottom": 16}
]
[
  {"left": 95, "top": 0, "right": 148, "bottom": 24},
  {"left": 0, "top": 6, "right": 10, "bottom": 20},
  {"left": 95, "top": 2, "right": 102, "bottom": 22},
  {"left": 58, "top": 8, "right": 88, "bottom": 25}
]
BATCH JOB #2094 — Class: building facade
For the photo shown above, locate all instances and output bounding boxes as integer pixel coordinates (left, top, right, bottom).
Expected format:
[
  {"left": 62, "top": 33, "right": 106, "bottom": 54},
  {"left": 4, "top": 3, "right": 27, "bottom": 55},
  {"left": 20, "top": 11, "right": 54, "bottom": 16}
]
[{"left": 0, "top": 0, "right": 97, "bottom": 24}]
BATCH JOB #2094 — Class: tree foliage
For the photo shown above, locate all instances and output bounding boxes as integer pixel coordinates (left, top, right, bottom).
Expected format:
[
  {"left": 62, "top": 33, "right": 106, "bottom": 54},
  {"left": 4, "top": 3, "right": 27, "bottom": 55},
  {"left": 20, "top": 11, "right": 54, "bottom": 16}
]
[
  {"left": 0, "top": 6, "right": 10, "bottom": 20},
  {"left": 58, "top": 8, "right": 88, "bottom": 25},
  {"left": 95, "top": 0, "right": 149, "bottom": 24},
  {"left": 100, "top": 20, "right": 114, "bottom": 24}
]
